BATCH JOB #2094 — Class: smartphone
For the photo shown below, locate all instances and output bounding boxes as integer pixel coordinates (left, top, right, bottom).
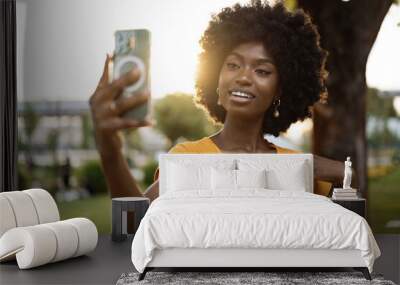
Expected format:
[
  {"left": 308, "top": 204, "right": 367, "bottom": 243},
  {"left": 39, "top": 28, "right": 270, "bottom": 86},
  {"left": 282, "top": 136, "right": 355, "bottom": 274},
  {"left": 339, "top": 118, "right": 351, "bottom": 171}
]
[{"left": 113, "top": 29, "right": 151, "bottom": 121}]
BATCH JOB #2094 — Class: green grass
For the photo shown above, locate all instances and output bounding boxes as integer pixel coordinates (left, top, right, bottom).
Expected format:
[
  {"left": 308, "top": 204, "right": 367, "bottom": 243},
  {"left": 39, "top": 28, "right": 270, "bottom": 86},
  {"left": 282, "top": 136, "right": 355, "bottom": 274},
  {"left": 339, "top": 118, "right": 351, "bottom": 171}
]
[
  {"left": 58, "top": 194, "right": 111, "bottom": 234},
  {"left": 368, "top": 166, "right": 400, "bottom": 234}
]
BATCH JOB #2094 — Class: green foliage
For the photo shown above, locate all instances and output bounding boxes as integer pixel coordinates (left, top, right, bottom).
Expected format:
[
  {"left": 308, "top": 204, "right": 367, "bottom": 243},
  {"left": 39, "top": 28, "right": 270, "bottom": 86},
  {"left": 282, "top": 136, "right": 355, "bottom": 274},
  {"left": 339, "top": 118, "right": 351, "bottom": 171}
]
[
  {"left": 47, "top": 129, "right": 60, "bottom": 165},
  {"left": 368, "top": 123, "right": 400, "bottom": 149},
  {"left": 17, "top": 132, "right": 26, "bottom": 151},
  {"left": 47, "top": 130, "right": 59, "bottom": 152},
  {"left": 22, "top": 102, "right": 40, "bottom": 143},
  {"left": 367, "top": 88, "right": 397, "bottom": 118},
  {"left": 20, "top": 102, "right": 41, "bottom": 168},
  {"left": 126, "top": 130, "right": 143, "bottom": 151},
  {"left": 81, "top": 113, "right": 93, "bottom": 149},
  {"left": 368, "top": 166, "right": 400, "bottom": 234},
  {"left": 17, "top": 165, "right": 59, "bottom": 194},
  {"left": 35, "top": 166, "right": 59, "bottom": 194},
  {"left": 75, "top": 160, "right": 108, "bottom": 195},
  {"left": 17, "top": 163, "right": 33, "bottom": 189},
  {"left": 367, "top": 88, "right": 400, "bottom": 149},
  {"left": 46, "top": 129, "right": 61, "bottom": 188},
  {"left": 392, "top": 149, "right": 400, "bottom": 166},
  {"left": 141, "top": 159, "right": 159, "bottom": 189},
  {"left": 153, "top": 93, "right": 219, "bottom": 146}
]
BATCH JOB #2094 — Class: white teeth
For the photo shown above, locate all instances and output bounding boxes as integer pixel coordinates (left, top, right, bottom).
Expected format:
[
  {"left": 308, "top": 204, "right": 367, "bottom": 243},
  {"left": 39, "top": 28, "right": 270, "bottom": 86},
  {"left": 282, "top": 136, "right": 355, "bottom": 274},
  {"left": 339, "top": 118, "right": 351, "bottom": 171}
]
[{"left": 230, "top": 91, "right": 254, "bottom": 99}]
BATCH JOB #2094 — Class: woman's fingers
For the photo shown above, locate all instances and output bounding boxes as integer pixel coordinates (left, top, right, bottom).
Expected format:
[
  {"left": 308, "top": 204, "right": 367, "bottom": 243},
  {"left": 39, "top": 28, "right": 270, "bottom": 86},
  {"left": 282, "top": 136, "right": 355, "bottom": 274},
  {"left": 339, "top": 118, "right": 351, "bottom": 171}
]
[
  {"left": 97, "top": 117, "right": 148, "bottom": 133},
  {"left": 93, "top": 92, "right": 149, "bottom": 119},
  {"left": 99, "top": 54, "right": 111, "bottom": 87},
  {"left": 89, "top": 54, "right": 150, "bottom": 137},
  {"left": 89, "top": 54, "right": 111, "bottom": 106},
  {"left": 106, "top": 68, "right": 141, "bottom": 101},
  {"left": 114, "top": 92, "right": 149, "bottom": 115},
  {"left": 90, "top": 57, "right": 141, "bottom": 105}
]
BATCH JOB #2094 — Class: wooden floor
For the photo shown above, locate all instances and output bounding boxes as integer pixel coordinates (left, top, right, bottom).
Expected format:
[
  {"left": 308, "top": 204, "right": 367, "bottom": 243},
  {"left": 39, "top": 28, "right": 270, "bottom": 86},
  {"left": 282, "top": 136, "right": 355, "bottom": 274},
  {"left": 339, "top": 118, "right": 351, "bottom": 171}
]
[{"left": 374, "top": 234, "right": 400, "bottom": 284}]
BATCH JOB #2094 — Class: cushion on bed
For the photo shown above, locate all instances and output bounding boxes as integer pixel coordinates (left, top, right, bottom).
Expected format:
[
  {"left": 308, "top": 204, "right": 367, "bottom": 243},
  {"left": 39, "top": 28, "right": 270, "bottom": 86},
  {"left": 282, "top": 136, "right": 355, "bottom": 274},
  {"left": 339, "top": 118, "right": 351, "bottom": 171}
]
[
  {"left": 211, "top": 168, "right": 236, "bottom": 190},
  {"left": 211, "top": 168, "right": 268, "bottom": 191},
  {"left": 167, "top": 162, "right": 211, "bottom": 191},
  {"left": 266, "top": 165, "right": 307, "bottom": 192},
  {"left": 238, "top": 159, "right": 308, "bottom": 192},
  {"left": 236, "top": 169, "right": 267, "bottom": 189},
  {"left": 165, "top": 160, "right": 236, "bottom": 193}
]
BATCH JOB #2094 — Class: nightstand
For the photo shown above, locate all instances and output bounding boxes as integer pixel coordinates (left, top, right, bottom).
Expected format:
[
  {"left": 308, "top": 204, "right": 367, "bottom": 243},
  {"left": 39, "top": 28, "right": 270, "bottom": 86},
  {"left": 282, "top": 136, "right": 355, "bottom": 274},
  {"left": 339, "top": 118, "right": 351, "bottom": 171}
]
[
  {"left": 331, "top": 198, "right": 366, "bottom": 218},
  {"left": 112, "top": 197, "right": 150, "bottom": 242}
]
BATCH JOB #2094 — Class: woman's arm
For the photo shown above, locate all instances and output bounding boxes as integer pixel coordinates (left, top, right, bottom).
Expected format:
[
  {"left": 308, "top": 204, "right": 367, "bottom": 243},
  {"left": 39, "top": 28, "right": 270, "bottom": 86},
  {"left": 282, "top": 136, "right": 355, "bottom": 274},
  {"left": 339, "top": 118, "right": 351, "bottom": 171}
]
[
  {"left": 99, "top": 145, "right": 159, "bottom": 202},
  {"left": 97, "top": 135, "right": 142, "bottom": 198},
  {"left": 90, "top": 55, "right": 158, "bottom": 201},
  {"left": 313, "top": 154, "right": 348, "bottom": 186}
]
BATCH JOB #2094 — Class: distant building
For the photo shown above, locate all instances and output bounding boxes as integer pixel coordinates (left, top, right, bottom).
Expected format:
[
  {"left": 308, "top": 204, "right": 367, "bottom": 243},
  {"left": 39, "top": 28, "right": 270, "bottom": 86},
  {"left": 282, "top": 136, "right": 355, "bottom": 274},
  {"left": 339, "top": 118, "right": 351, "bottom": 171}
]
[
  {"left": 17, "top": 100, "right": 169, "bottom": 167},
  {"left": 18, "top": 101, "right": 90, "bottom": 150}
]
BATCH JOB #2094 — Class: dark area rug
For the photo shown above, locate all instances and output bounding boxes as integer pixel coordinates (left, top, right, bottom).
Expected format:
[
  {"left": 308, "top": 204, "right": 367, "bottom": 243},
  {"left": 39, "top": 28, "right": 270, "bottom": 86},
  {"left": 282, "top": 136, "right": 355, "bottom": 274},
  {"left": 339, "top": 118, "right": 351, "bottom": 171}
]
[{"left": 116, "top": 271, "right": 396, "bottom": 285}]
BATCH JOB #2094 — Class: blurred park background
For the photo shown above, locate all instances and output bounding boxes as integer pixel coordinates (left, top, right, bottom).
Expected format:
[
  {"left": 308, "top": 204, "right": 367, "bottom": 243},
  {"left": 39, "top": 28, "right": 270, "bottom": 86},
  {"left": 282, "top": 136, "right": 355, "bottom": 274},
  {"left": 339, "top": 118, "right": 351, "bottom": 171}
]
[{"left": 16, "top": 0, "right": 400, "bottom": 234}]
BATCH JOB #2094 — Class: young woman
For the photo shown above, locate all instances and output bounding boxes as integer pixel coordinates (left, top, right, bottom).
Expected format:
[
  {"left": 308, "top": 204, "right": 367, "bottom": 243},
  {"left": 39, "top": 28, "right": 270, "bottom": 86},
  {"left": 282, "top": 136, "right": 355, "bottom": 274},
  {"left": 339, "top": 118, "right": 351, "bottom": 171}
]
[{"left": 89, "top": 1, "right": 348, "bottom": 203}]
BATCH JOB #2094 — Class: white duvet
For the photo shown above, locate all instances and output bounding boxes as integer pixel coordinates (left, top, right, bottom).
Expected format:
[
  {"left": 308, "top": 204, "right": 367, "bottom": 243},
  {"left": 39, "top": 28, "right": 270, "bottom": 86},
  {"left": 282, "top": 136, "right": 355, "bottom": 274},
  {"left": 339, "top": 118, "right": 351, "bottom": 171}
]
[{"left": 131, "top": 190, "right": 380, "bottom": 273}]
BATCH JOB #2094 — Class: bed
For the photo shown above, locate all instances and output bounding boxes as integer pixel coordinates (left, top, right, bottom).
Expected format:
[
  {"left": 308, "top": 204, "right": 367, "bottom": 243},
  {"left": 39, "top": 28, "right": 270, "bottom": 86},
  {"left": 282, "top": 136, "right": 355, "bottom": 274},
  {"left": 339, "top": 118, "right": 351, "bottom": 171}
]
[{"left": 131, "top": 154, "right": 380, "bottom": 280}]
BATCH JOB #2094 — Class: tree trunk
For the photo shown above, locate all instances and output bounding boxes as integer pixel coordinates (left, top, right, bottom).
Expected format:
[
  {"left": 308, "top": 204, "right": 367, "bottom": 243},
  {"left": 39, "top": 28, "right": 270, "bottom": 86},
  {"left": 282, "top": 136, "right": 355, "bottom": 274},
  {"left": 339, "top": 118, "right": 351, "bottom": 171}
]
[{"left": 297, "top": 0, "right": 392, "bottom": 198}]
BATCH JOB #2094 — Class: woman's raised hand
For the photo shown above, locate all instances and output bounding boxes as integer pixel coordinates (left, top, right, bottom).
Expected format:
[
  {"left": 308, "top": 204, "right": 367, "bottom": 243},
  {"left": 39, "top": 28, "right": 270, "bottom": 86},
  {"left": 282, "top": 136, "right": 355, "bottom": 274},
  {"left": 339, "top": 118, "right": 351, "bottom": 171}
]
[{"left": 89, "top": 54, "right": 151, "bottom": 156}]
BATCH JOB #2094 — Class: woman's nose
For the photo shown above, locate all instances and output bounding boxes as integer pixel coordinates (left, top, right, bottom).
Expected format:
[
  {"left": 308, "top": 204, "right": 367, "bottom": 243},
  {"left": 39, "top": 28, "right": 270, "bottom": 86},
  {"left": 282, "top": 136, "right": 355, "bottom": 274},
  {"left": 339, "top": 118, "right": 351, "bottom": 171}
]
[{"left": 235, "top": 67, "right": 252, "bottom": 86}]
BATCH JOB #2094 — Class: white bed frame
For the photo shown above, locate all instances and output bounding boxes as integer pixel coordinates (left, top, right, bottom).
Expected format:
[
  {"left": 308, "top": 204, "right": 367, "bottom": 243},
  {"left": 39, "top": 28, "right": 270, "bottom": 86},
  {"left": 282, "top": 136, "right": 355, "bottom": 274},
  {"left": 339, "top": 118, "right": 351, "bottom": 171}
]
[
  {"left": 139, "top": 154, "right": 371, "bottom": 280},
  {"left": 148, "top": 248, "right": 365, "bottom": 268}
]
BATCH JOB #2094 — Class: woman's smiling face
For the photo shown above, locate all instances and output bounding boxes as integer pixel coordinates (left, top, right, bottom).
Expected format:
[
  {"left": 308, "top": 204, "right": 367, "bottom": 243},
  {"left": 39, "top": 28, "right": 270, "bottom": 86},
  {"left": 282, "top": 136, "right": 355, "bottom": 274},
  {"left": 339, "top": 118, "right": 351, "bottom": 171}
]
[{"left": 217, "top": 41, "right": 280, "bottom": 119}]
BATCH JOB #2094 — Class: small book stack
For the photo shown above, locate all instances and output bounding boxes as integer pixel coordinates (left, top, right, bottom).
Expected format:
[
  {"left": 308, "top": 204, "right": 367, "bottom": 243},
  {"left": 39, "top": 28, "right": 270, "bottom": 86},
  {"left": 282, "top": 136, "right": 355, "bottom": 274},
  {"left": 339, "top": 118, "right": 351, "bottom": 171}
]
[{"left": 332, "top": 188, "right": 358, "bottom": 200}]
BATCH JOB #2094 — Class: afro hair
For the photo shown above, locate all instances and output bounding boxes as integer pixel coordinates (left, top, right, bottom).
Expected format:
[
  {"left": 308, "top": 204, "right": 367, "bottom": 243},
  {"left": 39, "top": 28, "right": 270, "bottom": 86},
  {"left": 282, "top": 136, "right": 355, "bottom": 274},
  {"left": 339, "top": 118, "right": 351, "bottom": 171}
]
[{"left": 194, "top": 0, "right": 328, "bottom": 136}]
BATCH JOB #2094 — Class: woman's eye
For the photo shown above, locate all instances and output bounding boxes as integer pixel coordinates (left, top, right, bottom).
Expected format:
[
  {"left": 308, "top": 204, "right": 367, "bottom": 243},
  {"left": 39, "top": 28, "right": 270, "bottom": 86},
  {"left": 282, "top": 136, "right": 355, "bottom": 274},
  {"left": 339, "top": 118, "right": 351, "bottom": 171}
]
[
  {"left": 256, "top": 69, "right": 271, "bottom": 76},
  {"left": 226, "top": 62, "right": 239, "bottom": 69}
]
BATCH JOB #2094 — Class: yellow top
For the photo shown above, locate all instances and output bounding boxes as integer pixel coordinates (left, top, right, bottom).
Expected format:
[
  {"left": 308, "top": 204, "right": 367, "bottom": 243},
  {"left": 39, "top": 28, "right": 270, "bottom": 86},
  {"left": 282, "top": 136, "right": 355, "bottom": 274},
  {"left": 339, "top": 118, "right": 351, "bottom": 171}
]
[{"left": 154, "top": 137, "right": 332, "bottom": 196}]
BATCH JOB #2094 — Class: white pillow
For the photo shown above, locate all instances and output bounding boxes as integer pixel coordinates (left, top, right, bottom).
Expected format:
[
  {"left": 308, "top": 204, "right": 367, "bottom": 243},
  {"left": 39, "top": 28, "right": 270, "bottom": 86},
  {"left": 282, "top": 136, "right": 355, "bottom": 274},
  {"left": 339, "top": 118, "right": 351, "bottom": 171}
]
[
  {"left": 238, "top": 159, "right": 308, "bottom": 192},
  {"left": 266, "top": 163, "right": 307, "bottom": 191},
  {"left": 236, "top": 169, "right": 267, "bottom": 189},
  {"left": 167, "top": 162, "right": 211, "bottom": 192},
  {"left": 211, "top": 169, "right": 268, "bottom": 190},
  {"left": 211, "top": 168, "right": 236, "bottom": 190}
]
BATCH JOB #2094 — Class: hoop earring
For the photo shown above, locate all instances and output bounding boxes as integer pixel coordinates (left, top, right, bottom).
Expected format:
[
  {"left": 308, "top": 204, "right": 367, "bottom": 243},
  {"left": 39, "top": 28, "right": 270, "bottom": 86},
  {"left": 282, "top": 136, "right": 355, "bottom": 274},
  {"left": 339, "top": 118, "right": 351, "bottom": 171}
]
[{"left": 273, "top": 99, "right": 280, "bottom": 118}]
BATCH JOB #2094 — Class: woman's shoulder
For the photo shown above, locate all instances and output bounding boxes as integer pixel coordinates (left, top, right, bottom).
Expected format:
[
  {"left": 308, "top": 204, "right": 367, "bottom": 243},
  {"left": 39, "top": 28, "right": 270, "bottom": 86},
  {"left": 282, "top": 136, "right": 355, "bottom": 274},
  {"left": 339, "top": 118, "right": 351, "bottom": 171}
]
[
  {"left": 168, "top": 135, "right": 304, "bottom": 155},
  {"left": 274, "top": 144, "right": 302, "bottom": 154},
  {"left": 168, "top": 137, "right": 219, "bottom": 154},
  {"left": 169, "top": 138, "right": 303, "bottom": 154}
]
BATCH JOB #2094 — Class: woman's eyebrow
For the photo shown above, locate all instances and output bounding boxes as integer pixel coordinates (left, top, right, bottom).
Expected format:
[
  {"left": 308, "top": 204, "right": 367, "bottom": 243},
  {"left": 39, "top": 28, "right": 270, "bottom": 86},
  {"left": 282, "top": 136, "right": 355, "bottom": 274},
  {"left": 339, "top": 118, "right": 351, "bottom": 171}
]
[
  {"left": 228, "top": 52, "right": 274, "bottom": 65},
  {"left": 254, "top": 58, "right": 275, "bottom": 65},
  {"left": 226, "top": 52, "right": 242, "bottom": 59}
]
